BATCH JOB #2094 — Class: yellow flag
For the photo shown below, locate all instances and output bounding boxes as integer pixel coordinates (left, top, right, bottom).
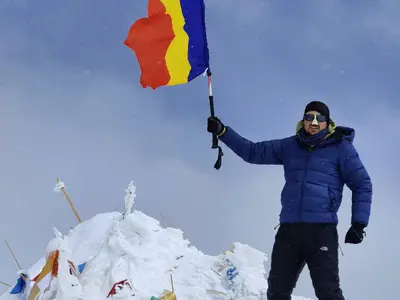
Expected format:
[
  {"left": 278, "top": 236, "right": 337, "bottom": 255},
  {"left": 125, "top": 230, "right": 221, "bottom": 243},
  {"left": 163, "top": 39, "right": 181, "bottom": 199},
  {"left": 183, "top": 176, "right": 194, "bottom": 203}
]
[{"left": 159, "top": 289, "right": 177, "bottom": 300}]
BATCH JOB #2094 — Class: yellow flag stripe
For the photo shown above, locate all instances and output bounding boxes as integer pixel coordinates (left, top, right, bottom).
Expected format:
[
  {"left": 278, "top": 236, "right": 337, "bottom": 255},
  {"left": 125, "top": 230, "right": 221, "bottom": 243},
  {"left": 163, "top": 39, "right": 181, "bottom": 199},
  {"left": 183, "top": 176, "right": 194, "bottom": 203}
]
[{"left": 160, "top": 0, "right": 191, "bottom": 85}]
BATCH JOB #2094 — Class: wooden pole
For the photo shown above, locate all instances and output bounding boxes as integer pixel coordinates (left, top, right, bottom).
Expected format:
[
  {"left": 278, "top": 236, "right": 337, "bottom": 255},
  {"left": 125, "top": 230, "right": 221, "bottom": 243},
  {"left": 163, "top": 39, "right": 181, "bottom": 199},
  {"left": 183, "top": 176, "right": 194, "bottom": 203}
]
[
  {"left": 4, "top": 240, "right": 22, "bottom": 270},
  {"left": 56, "top": 178, "right": 82, "bottom": 223},
  {"left": 169, "top": 273, "right": 174, "bottom": 292}
]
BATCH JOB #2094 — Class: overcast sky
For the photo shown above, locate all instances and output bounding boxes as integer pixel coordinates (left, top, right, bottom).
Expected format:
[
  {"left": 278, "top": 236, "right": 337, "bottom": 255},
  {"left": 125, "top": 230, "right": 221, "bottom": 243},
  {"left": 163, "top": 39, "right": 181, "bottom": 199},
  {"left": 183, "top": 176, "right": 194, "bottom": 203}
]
[{"left": 0, "top": 0, "right": 399, "bottom": 299}]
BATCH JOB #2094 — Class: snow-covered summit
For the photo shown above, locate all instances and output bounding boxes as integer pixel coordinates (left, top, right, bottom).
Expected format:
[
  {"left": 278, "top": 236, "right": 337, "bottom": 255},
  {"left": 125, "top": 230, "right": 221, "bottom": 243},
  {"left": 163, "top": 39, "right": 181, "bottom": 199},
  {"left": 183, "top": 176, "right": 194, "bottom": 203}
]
[{"left": 0, "top": 181, "right": 311, "bottom": 300}]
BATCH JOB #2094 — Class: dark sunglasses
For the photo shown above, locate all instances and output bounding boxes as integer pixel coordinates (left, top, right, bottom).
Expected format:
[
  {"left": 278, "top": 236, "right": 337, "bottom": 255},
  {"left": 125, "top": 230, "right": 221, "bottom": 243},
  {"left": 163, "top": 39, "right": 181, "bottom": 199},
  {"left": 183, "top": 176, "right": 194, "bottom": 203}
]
[{"left": 303, "top": 114, "right": 327, "bottom": 122}]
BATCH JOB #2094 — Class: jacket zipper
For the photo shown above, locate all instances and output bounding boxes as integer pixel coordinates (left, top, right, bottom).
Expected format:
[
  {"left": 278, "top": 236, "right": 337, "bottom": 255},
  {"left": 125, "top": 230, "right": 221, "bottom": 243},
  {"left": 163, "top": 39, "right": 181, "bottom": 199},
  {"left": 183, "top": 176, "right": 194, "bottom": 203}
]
[{"left": 299, "top": 146, "right": 312, "bottom": 222}]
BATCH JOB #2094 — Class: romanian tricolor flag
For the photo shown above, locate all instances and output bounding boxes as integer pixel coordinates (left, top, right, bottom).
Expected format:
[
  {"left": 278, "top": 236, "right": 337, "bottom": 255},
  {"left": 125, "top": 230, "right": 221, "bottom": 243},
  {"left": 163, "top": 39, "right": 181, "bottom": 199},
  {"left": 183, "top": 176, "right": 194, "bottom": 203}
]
[{"left": 124, "top": 0, "right": 210, "bottom": 89}]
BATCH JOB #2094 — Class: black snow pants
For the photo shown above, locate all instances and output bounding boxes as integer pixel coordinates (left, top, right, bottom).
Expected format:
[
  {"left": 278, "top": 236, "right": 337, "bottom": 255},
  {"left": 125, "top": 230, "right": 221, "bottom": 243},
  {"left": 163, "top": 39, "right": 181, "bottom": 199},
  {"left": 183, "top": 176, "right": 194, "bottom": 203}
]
[{"left": 266, "top": 223, "right": 345, "bottom": 300}]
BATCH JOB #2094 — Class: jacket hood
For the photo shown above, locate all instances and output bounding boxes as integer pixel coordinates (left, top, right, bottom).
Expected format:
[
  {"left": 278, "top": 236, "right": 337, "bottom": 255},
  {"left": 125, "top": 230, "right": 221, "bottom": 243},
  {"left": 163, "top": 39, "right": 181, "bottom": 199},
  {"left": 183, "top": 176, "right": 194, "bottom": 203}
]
[
  {"left": 332, "top": 125, "right": 355, "bottom": 143},
  {"left": 296, "top": 118, "right": 355, "bottom": 144}
]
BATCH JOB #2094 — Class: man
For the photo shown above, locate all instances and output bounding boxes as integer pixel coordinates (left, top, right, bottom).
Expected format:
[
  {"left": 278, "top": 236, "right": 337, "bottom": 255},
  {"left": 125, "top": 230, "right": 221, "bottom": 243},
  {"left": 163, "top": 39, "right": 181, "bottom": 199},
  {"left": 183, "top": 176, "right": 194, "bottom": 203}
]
[{"left": 207, "top": 101, "right": 372, "bottom": 300}]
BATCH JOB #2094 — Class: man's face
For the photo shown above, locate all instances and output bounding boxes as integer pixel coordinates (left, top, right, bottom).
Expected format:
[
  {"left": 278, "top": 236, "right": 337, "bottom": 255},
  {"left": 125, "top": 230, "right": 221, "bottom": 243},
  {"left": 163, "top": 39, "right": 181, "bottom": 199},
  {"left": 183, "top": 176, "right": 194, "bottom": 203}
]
[{"left": 303, "top": 110, "right": 328, "bottom": 135}]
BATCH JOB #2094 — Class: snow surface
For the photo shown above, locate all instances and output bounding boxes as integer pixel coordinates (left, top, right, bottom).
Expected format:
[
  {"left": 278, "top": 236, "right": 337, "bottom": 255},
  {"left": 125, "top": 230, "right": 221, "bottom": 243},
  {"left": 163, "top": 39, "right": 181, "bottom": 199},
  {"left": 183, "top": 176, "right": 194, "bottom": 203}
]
[{"left": 0, "top": 182, "right": 311, "bottom": 300}]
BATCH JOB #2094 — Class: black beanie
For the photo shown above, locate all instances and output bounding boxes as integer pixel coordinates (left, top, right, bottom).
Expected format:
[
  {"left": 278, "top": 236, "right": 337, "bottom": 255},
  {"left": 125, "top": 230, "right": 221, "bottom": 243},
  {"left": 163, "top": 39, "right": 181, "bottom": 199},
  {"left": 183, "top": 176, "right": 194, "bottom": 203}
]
[{"left": 304, "top": 101, "right": 330, "bottom": 122}]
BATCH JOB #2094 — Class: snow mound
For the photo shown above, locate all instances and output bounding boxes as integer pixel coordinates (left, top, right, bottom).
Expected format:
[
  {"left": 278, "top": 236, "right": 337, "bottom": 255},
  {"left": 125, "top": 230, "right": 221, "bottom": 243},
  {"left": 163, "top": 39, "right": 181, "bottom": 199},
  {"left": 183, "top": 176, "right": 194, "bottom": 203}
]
[{"left": 0, "top": 182, "right": 311, "bottom": 300}]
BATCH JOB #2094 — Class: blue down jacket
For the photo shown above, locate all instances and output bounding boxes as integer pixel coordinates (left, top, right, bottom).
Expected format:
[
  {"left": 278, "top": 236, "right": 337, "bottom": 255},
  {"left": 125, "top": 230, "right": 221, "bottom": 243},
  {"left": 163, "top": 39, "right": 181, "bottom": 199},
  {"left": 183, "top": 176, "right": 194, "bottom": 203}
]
[{"left": 218, "top": 120, "right": 373, "bottom": 225}]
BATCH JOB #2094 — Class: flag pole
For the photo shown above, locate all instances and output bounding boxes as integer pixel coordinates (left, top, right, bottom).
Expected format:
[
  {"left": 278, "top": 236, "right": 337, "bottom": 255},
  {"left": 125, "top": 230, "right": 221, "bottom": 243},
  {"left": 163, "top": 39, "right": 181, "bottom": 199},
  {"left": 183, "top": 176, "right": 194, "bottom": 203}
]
[
  {"left": 56, "top": 178, "right": 82, "bottom": 223},
  {"left": 4, "top": 239, "right": 22, "bottom": 270},
  {"left": 160, "top": 213, "right": 169, "bottom": 227},
  {"left": 170, "top": 273, "right": 174, "bottom": 293},
  {"left": 207, "top": 69, "right": 223, "bottom": 170},
  {"left": 0, "top": 280, "right": 10, "bottom": 287}
]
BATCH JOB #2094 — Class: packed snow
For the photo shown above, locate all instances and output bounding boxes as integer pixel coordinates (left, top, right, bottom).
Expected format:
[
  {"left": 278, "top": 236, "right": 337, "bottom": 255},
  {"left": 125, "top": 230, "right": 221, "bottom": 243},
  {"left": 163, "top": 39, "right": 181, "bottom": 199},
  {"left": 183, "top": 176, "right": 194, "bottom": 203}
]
[{"left": 0, "top": 181, "right": 311, "bottom": 300}]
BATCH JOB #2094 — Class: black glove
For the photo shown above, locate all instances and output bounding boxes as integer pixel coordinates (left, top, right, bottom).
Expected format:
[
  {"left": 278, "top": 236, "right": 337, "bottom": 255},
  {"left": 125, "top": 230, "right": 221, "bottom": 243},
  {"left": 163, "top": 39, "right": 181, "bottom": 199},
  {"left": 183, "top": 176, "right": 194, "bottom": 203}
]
[
  {"left": 345, "top": 222, "right": 366, "bottom": 244},
  {"left": 207, "top": 116, "right": 225, "bottom": 136}
]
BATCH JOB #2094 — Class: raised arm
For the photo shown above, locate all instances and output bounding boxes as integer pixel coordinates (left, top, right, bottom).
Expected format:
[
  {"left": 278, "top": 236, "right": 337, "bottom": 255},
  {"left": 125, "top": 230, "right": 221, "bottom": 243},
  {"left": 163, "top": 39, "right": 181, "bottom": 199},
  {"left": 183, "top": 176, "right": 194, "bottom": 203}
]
[
  {"left": 218, "top": 126, "right": 284, "bottom": 165},
  {"left": 207, "top": 117, "right": 284, "bottom": 165}
]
